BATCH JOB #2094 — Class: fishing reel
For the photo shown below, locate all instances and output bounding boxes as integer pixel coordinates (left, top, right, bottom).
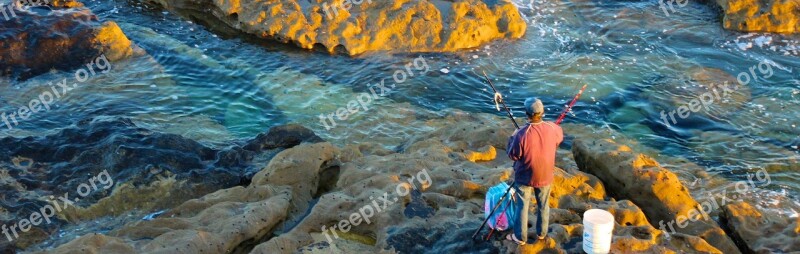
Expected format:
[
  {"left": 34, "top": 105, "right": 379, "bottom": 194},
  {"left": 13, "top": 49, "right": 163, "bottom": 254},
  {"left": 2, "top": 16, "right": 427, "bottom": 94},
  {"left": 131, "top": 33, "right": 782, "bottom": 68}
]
[{"left": 494, "top": 92, "right": 504, "bottom": 111}]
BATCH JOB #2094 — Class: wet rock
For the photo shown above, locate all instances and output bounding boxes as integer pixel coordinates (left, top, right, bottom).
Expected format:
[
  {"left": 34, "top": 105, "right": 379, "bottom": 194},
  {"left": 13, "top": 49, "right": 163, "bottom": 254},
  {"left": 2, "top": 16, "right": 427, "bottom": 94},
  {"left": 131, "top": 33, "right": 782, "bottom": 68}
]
[
  {"left": 0, "top": 2, "right": 137, "bottom": 80},
  {"left": 0, "top": 118, "right": 218, "bottom": 250},
  {"left": 57, "top": 174, "right": 187, "bottom": 223},
  {"left": 572, "top": 138, "right": 741, "bottom": 254},
  {"left": 228, "top": 124, "right": 327, "bottom": 180},
  {"left": 0, "top": 118, "right": 220, "bottom": 190},
  {"left": 42, "top": 185, "right": 292, "bottom": 253},
  {"left": 243, "top": 124, "right": 325, "bottom": 152},
  {"left": 715, "top": 0, "right": 800, "bottom": 33},
  {"left": 385, "top": 221, "right": 503, "bottom": 254},
  {"left": 720, "top": 201, "right": 800, "bottom": 253},
  {"left": 144, "top": 0, "right": 527, "bottom": 55},
  {"left": 0, "top": 118, "right": 321, "bottom": 251},
  {"left": 33, "top": 234, "right": 135, "bottom": 254},
  {"left": 47, "top": 0, "right": 83, "bottom": 8}
]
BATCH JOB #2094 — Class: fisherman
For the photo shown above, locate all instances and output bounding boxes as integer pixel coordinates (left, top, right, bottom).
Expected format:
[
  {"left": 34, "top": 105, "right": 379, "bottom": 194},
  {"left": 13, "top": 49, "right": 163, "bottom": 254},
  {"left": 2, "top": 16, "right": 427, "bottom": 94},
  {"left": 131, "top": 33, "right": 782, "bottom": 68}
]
[{"left": 505, "top": 98, "right": 564, "bottom": 245}]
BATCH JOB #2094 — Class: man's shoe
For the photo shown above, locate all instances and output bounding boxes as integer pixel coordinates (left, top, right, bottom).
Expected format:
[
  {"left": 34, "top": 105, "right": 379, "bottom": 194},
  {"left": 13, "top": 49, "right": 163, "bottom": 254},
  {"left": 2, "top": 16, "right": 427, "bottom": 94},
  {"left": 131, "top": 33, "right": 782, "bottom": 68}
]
[
  {"left": 536, "top": 236, "right": 548, "bottom": 243},
  {"left": 505, "top": 234, "right": 526, "bottom": 246}
]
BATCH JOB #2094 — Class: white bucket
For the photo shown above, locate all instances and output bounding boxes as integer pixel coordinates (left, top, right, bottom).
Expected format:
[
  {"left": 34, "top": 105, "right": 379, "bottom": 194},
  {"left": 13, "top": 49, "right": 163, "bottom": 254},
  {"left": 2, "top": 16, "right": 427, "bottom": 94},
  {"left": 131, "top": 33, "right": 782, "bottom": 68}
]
[{"left": 583, "top": 209, "right": 615, "bottom": 254}]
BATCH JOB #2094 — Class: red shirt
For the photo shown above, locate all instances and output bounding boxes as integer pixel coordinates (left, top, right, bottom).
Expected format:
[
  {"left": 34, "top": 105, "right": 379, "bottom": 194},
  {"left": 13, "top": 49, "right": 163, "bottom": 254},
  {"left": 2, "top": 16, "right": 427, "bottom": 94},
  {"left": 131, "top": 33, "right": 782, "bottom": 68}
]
[{"left": 506, "top": 121, "right": 563, "bottom": 187}]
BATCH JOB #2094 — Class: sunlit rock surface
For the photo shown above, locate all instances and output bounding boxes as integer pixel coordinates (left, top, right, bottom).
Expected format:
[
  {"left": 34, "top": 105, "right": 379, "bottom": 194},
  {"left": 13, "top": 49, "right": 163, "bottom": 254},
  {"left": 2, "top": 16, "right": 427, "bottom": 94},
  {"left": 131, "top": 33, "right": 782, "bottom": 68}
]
[
  {"left": 144, "top": 0, "right": 527, "bottom": 55},
  {"left": 716, "top": 0, "right": 800, "bottom": 33},
  {"left": 720, "top": 201, "right": 800, "bottom": 253},
  {"left": 572, "top": 138, "right": 741, "bottom": 254},
  {"left": 0, "top": 1, "right": 137, "bottom": 80}
]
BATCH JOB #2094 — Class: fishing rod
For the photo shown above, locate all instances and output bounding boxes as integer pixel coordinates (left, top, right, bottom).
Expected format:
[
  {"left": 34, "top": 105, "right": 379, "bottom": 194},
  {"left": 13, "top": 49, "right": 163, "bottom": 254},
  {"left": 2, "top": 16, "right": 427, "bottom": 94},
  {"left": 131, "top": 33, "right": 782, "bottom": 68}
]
[
  {"left": 482, "top": 70, "right": 520, "bottom": 130},
  {"left": 471, "top": 181, "right": 516, "bottom": 241},
  {"left": 473, "top": 70, "right": 519, "bottom": 241},
  {"left": 555, "top": 84, "right": 588, "bottom": 125},
  {"left": 472, "top": 73, "right": 588, "bottom": 242}
]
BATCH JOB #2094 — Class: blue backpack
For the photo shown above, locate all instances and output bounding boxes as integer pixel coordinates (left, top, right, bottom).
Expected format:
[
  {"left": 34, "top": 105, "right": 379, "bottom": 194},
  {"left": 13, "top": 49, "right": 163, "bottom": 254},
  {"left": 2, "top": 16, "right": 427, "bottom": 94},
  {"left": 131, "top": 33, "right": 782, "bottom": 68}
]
[{"left": 484, "top": 182, "right": 520, "bottom": 231}]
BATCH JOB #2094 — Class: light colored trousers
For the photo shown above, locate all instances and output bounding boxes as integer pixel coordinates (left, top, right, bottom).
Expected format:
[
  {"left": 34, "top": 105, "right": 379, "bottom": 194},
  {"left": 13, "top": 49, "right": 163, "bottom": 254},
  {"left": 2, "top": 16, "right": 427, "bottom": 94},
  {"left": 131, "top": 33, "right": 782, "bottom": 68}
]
[{"left": 513, "top": 183, "right": 551, "bottom": 243}]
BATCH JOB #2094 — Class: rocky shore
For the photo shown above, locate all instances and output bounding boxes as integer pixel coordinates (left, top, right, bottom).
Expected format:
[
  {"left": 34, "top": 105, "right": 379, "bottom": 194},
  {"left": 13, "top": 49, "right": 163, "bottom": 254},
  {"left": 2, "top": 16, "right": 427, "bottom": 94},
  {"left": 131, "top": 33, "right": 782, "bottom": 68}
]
[{"left": 0, "top": 112, "right": 789, "bottom": 253}]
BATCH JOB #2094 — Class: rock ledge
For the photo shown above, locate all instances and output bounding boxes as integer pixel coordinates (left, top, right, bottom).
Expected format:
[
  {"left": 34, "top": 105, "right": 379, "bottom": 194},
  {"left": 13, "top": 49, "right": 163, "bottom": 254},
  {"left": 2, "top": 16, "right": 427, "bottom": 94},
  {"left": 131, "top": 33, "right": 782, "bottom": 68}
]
[{"left": 147, "top": 0, "right": 527, "bottom": 55}]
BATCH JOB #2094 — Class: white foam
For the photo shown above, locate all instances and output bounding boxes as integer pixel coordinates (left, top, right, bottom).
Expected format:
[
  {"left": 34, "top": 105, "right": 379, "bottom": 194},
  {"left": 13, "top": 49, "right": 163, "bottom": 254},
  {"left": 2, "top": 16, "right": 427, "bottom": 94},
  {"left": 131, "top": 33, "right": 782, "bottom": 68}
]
[
  {"left": 737, "top": 42, "right": 753, "bottom": 51},
  {"left": 754, "top": 36, "right": 773, "bottom": 47}
]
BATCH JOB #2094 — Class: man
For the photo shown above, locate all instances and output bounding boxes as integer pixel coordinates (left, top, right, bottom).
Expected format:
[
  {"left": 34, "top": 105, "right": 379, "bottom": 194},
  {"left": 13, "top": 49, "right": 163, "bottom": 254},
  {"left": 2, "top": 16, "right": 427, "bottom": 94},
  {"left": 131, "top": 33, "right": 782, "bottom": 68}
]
[{"left": 505, "top": 98, "right": 563, "bottom": 245}]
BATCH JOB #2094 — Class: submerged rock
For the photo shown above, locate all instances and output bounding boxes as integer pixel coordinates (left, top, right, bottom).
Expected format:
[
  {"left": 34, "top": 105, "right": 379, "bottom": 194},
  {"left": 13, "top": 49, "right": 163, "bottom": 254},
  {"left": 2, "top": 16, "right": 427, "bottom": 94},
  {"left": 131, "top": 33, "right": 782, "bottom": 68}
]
[
  {"left": 0, "top": 1, "right": 137, "bottom": 80},
  {"left": 144, "top": 0, "right": 527, "bottom": 55},
  {"left": 727, "top": 96, "right": 800, "bottom": 144},
  {"left": 647, "top": 67, "right": 752, "bottom": 123},
  {"left": 715, "top": 0, "right": 800, "bottom": 33},
  {"left": 686, "top": 130, "right": 799, "bottom": 170}
]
